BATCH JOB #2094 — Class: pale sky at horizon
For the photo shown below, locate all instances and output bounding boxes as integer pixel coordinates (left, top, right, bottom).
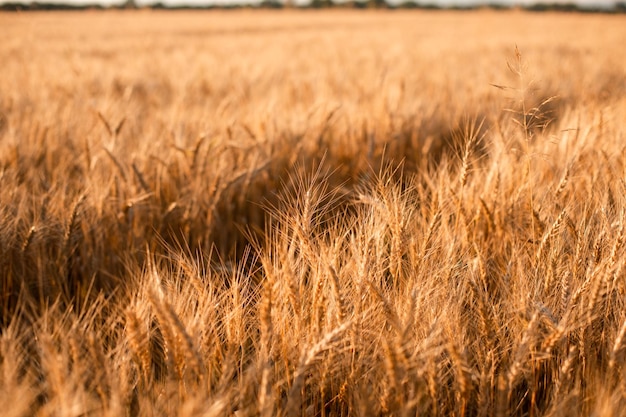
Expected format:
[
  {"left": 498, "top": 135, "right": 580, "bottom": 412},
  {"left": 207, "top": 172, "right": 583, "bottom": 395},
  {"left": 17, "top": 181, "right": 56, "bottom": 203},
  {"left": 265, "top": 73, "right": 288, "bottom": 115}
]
[{"left": 3, "top": 0, "right": 618, "bottom": 8}]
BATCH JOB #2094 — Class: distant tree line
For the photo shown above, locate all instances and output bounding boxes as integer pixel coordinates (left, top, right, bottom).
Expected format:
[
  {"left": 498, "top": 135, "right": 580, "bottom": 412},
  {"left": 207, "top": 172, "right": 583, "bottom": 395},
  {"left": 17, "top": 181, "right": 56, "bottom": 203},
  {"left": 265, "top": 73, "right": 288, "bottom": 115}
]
[{"left": 1, "top": 0, "right": 625, "bottom": 12}]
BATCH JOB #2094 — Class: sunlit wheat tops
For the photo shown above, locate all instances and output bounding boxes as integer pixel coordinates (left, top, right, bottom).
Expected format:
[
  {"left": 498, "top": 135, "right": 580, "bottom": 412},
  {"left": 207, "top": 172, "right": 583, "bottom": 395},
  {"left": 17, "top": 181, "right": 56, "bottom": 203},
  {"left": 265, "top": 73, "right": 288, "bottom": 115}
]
[{"left": 1, "top": 9, "right": 626, "bottom": 417}]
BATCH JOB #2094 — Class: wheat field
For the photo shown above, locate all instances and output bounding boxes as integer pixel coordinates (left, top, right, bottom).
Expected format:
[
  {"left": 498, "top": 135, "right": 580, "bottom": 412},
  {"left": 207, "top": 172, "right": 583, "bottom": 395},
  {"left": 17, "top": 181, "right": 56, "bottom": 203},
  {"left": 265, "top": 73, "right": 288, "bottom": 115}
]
[{"left": 1, "top": 9, "right": 626, "bottom": 416}]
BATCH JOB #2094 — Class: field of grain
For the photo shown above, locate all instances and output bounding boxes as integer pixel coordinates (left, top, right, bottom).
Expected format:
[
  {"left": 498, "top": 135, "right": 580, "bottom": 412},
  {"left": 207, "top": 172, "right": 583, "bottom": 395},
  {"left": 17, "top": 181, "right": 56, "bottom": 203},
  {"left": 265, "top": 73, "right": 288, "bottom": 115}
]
[{"left": 1, "top": 9, "right": 626, "bottom": 416}]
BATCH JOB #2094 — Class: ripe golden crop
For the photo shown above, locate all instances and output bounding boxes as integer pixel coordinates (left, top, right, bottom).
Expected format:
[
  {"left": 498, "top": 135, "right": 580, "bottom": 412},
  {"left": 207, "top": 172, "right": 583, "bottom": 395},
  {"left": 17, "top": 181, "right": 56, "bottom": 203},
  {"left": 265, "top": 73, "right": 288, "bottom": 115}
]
[{"left": 1, "top": 9, "right": 625, "bottom": 416}]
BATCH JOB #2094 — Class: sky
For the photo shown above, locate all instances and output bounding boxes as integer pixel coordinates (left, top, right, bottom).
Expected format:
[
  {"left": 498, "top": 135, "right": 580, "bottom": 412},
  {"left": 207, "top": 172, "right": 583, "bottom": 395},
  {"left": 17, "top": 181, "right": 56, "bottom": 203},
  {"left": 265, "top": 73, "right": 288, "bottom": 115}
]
[
  {"left": 146, "top": 0, "right": 619, "bottom": 4},
  {"left": 436, "top": 0, "right": 617, "bottom": 6},
  {"left": 5, "top": 0, "right": 618, "bottom": 8}
]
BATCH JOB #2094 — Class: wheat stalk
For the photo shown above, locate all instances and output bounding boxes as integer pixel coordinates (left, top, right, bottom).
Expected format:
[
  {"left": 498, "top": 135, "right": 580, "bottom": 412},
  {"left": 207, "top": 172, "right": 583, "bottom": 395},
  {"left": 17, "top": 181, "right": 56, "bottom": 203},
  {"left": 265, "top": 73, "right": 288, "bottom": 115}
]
[{"left": 285, "top": 321, "right": 350, "bottom": 416}]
